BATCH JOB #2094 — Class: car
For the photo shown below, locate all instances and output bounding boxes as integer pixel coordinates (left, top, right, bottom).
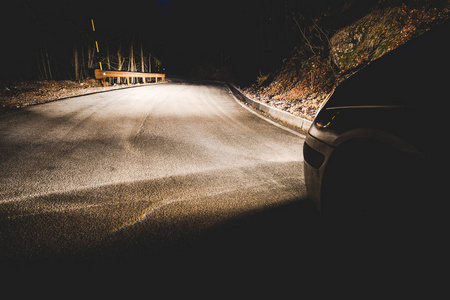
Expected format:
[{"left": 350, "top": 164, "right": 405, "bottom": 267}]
[{"left": 303, "top": 21, "right": 447, "bottom": 219}]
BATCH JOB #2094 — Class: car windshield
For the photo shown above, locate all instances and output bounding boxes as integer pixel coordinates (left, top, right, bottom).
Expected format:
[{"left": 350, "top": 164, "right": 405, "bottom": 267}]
[{"left": 326, "top": 22, "right": 448, "bottom": 108}]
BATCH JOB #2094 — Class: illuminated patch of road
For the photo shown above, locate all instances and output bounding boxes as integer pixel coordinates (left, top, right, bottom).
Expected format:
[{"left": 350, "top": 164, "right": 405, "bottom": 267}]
[{"left": 0, "top": 82, "right": 305, "bottom": 261}]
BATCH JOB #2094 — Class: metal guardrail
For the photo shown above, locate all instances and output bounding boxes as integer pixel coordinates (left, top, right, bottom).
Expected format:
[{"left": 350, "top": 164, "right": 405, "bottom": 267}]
[{"left": 94, "top": 69, "right": 165, "bottom": 85}]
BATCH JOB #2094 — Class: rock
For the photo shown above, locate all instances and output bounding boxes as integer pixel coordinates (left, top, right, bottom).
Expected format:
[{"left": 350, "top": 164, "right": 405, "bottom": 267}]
[{"left": 330, "top": 23, "right": 365, "bottom": 70}]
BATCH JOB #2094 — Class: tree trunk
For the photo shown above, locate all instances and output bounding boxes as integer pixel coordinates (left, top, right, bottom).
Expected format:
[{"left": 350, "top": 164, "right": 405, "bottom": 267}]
[
  {"left": 129, "top": 43, "right": 135, "bottom": 72},
  {"left": 81, "top": 46, "right": 87, "bottom": 79},
  {"left": 140, "top": 41, "right": 145, "bottom": 73},
  {"left": 87, "top": 45, "right": 94, "bottom": 69},
  {"left": 117, "top": 42, "right": 123, "bottom": 71},
  {"left": 149, "top": 53, "right": 152, "bottom": 73},
  {"left": 106, "top": 44, "right": 111, "bottom": 70},
  {"left": 74, "top": 42, "right": 80, "bottom": 82},
  {"left": 40, "top": 48, "right": 48, "bottom": 80},
  {"left": 129, "top": 42, "right": 135, "bottom": 83},
  {"left": 45, "top": 48, "right": 53, "bottom": 80},
  {"left": 36, "top": 53, "right": 44, "bottom": 80}
]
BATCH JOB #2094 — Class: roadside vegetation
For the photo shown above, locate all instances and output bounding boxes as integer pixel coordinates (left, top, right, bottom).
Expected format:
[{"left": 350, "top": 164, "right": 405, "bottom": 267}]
[
  {"left": 0, "top": 80, "right": 145, "bottom": 112},
  {"left": 2, "top": 1, "right": 448, "bottom": 117},
  {"left": 244, "top": 0, "right": 449, "bottom": 120}
]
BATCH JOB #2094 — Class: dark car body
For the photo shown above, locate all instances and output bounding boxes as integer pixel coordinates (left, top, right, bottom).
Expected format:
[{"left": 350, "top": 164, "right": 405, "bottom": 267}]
[{"left": 304, "top": 21, "right": 447, "bottom": 216}]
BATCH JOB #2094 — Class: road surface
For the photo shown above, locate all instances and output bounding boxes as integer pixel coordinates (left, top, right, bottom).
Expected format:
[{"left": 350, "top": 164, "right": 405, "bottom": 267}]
[
  {"left": 1, "top": 80, "right": 441, "bottom": 296},
  {"left": 0, "top": 80, "right": 314, "bottom": 269}
]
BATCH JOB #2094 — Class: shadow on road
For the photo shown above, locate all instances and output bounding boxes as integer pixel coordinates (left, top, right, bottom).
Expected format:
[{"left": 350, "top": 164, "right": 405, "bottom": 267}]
[
  {"left": 75, "top": 196, "right": 322, "bottom": 270},
  {"left": 28, "top": 195, "right": 434, "bottom": 272},
  {"left": 3, "top": 194, "right": 444, "bottom": 297},
  {"left": 83, "top": 195, "right": 442, "bottom": 287},
  {"left": 4, "top": 196, "right": 319, "bottom": 269}
]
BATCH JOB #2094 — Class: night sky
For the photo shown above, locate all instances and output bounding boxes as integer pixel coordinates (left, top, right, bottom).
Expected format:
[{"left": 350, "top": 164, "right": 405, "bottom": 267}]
[{"left": 2, "top": 0, "right": 375, "bottom": 83}]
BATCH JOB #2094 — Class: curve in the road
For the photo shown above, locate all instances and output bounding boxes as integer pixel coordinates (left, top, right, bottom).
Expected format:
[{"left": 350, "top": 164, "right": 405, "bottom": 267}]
[{"left": 0, "top": 81, "right": 306, "bottom": 263}]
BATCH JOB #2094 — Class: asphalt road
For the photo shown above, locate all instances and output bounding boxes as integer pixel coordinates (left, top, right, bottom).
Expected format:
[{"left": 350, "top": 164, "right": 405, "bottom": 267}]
[
  {"left": 0, "top": 81, "right": 317, "bottom": 269},
  {"left": 0, "top": 80, "right": 442, "bottom": 295}
]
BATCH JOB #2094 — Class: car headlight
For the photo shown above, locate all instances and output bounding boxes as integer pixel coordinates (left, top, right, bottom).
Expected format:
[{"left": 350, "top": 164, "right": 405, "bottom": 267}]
[{"left": 315, "top": 89, "right": 335, "bottom": 118}]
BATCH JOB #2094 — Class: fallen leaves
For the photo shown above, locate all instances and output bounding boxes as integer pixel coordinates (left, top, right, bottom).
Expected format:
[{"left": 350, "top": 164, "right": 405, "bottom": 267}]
[{"left": 0, "top": 80, "right": 136, "bottom": 112}]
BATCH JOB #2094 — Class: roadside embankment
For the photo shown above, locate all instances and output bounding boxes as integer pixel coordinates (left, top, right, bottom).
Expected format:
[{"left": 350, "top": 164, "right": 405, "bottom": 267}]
[{"left": 0, "top": 79, "right": 157, "bottom": 113}]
